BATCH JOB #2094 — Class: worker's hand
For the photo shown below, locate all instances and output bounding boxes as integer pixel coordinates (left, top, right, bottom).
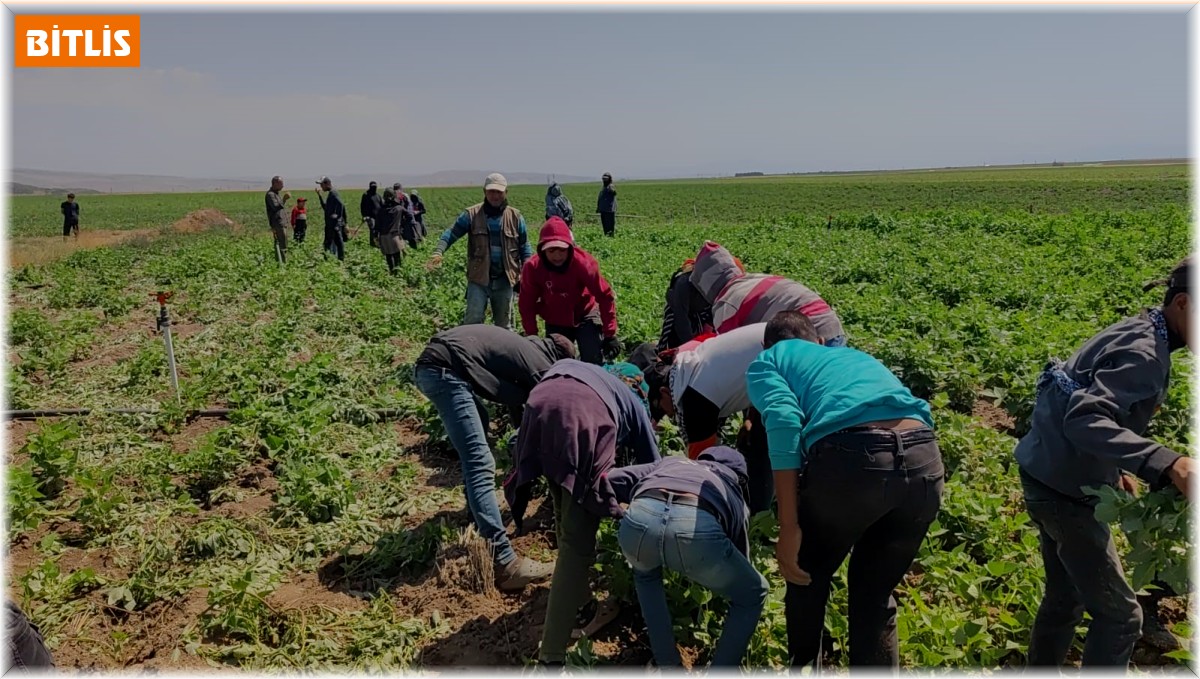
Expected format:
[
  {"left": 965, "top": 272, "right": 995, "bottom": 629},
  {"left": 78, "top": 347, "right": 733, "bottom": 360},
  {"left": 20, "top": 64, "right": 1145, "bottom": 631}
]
[
  {"left": 425, "top": 253, "right": 443, "bottom": 272},
  {"left": 1168, "top": 457, "right": 1194, "bottom": 501},
  {"left": 1119, "top": 473, "right": 1140, "bottom": 496},
  {"left": 282, "top": 192, "right": 291, "bottom": 200},
  {"left": 776, "top": 523, "right": 812, "bottom": 586},
  {"left": 601, "top": 335, "right": 621, "bottom": 361}
]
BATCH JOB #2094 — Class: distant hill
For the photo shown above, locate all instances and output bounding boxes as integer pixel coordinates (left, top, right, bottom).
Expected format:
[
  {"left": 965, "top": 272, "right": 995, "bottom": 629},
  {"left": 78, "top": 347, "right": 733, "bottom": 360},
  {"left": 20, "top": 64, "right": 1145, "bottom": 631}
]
[
  {"left": 9, "top": 168, "right": 598, "bottom": 195},
  {"left": 336, "top": 170, "right": 595, "bottom": 189},
  {"left": 8, "top": 182, "right": 103, "bottom": 196}
]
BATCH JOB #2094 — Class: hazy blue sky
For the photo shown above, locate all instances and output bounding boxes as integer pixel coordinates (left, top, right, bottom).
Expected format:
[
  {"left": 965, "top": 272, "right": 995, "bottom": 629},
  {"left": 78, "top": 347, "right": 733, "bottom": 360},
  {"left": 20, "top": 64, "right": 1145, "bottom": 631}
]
[{"left": 10, "top": 10, "right": 1189, "bottom": 179}]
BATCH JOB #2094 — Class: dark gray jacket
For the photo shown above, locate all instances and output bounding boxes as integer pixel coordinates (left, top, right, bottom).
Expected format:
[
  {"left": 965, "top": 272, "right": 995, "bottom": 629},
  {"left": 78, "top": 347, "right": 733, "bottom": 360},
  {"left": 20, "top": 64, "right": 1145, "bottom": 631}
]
[
  {"left": 265, "top": 190, "right": 287, "bottom": 229},
  {"left": 321, "top": 189, "right": 347, "bottom": 228},
  {"left": 1014, "top": 310, "right": 1183, "bottom": 500},
  {"left": 597, "top": 184, "right": 617, "bottom": 213}
]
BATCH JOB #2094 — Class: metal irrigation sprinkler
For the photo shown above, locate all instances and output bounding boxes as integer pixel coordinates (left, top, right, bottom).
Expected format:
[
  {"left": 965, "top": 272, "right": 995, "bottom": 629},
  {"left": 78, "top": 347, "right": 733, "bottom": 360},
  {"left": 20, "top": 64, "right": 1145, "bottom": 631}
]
[{"left": 151, "top": 291, "right": 182, "bottom": 405}]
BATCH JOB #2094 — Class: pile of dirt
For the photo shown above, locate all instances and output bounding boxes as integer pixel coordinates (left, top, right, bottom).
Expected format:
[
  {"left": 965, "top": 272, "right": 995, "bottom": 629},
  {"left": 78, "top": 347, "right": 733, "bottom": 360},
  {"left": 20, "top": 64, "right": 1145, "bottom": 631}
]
[{"left": 170, "top": 209, "right": 239, "bottom": 234}]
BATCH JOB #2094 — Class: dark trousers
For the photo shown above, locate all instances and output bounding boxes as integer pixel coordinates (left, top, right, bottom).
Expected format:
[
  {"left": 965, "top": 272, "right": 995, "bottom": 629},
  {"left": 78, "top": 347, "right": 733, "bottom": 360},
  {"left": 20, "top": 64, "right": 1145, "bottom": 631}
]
[
  {"left": 323, "top": 224, "right": 345, "bottom": 261},
  {"left": 600, "top": 211, "right": 615, "bottom": 236},
  {"left": 293, "top": 220, "right": 307, "bottom": 243},
  {"left": 1020, "top": 469, "right": 1143, "bottom": 667},
  {"left": 546, "top": 312, "right": 603, "bottom": 365},
  {"left": 385, "top": 253, "right": 402, "bottom": 274},
  {"left": 6, "top": 602, "right": 53, "bottom": 671},
  {"left": 786, "top": 428, "right": 944, "bottom": 668},
  {"left": 62, "top": 220, "right": 79, "bottom": 237},
  {"left": 737, "top": 408, "right": 775, "bottom": 515}
]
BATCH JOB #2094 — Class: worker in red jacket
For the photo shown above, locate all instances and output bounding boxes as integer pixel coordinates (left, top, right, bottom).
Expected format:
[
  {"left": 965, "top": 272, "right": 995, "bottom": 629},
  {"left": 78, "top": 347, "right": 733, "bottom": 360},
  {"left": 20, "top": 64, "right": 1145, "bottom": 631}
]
[{"left": 518, "top": 217, "right": 620, "bottom": 365}]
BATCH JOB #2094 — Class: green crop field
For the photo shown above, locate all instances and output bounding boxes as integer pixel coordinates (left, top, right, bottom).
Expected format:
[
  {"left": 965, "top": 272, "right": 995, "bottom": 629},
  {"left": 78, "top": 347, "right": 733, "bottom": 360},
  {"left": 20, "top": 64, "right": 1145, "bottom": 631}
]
[{"left": 3, "top": 164, "right": 1193, "bottom": 670}]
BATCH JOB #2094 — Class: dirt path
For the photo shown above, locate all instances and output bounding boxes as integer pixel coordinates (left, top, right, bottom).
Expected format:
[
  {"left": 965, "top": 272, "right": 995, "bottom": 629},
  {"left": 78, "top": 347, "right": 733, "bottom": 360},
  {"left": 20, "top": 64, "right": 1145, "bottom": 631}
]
[{"left": 9, "top": 209, "right": 240, "bottom": 267}]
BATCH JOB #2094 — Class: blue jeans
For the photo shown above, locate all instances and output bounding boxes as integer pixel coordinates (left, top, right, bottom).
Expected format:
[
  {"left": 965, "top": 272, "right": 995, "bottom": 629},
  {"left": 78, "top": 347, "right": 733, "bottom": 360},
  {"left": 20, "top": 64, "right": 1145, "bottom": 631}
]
[
  {"left": 465, "top": 278, "right": 513, "bottom": 328},
  {"left": 618, "top": 496, "right": 767, "bottom": 667},
  {"left": 412, "top": 364, "right": 516, "bottom": 566},
  {"left": 825, "top": 334, "right": 848, "bottom": 348}
]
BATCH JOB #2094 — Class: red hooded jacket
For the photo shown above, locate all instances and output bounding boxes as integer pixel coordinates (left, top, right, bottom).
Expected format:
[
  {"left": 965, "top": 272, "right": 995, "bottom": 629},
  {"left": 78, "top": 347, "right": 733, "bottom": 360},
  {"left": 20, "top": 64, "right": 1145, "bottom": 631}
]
[{"left": 519, "top": 217, "right": 618, "bottom": 338}]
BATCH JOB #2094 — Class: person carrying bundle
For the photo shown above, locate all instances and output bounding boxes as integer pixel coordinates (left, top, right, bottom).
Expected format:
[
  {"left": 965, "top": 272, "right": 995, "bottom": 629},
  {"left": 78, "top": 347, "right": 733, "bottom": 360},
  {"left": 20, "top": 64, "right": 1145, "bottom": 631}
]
[{"left": 1015, "top": 256, "right": 1195, "bottom": 668}]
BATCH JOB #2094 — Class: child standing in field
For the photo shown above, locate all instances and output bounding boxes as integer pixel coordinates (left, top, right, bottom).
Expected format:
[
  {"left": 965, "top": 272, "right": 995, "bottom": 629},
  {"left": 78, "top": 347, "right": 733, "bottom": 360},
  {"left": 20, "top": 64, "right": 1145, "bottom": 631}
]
[
  {"left": 1015, "top": 256, "right": 1195, "bottom": 669},
  {"left": 60, "top": 193, "right": 80, "bottom": 240},
  {"left": 291, "top": 197, "right": 308, "bottom": 244}
]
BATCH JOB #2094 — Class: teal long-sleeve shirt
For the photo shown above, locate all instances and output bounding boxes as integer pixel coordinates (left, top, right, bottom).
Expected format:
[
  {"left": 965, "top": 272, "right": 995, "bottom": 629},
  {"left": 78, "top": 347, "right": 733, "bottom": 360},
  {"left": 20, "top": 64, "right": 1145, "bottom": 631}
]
[{"left": 745, "top": 339, "right": 933, "bottom": 471}]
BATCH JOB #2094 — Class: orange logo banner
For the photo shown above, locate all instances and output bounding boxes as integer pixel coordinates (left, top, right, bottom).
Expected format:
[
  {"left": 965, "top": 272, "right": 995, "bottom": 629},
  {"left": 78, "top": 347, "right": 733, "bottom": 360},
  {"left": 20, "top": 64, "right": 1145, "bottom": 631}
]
[{"left": 14, "top": 15, "right": 140, "bottom": 68}]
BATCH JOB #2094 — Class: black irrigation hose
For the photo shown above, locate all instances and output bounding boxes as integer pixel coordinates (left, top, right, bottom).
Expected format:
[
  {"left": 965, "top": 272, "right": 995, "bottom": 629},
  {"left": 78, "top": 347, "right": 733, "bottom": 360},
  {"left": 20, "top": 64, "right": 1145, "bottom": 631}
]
[{"left": 4, "top": 408, "right": 410, "bottom": 421}]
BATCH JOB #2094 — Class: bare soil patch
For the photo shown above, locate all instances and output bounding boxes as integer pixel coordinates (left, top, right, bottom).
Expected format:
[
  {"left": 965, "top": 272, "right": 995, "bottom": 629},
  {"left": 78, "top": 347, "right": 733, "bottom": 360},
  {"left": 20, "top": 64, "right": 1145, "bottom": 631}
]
[{"left": 10, "top": 209, "right": 240, "bottom": 267}]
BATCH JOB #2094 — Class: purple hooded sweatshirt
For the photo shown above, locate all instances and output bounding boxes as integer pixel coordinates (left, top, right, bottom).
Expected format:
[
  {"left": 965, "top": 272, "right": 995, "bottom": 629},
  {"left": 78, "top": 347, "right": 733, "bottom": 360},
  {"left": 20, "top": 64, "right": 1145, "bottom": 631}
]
[{"left": 504, "top": 360, "right": 660, "bottom": 529}]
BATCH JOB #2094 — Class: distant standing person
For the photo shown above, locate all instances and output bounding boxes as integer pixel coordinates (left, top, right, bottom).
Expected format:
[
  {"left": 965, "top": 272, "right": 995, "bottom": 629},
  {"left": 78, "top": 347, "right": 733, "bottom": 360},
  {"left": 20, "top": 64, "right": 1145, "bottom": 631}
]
[
  {"left": 360, "top": 181, "right": 383, "bottom": 248},
  {"left": 290, "top": 197, "right": 309, "bottom": 244},
  {"left": 545, "top": 182, "right": 574, "bottom": 227},
  {"left": 597, "top": 173, "right": 617, "bottom": 237},
  {"left": 315, "top": 176, "right": 347, "bottom": 261},
  {"left": 393, "top": 184, "right": 421, "bottom": 248},
  {"left": 375, "top": 187, "right": 411, "bottom": 274},
  {"left": 427, "top": 173, "right": 532, "bottom": 329},
  {"left": 410, "top": 189, "right": 428, "bottom": 242},
  {"left": 264, "top": 176, "right": 291, "bottom": 263},
  {"left": 60, "top": 193, "right": 80, "bottom": 240}
]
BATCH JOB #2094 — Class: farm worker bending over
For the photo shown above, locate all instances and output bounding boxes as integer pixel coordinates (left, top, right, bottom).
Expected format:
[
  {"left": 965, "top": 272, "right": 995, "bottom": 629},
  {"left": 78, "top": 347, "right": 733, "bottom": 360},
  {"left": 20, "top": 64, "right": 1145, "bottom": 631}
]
[
  {"left": 315, "top": 176, "right": 348, "bottom": 262},
  {"left": 428, "top": 173, "right": 532, "bottom": 329},
  {"left": 691, "top": 241, "right": 847, "bottom": 346},
  {"left": 504, "top": 359, "right": 660, "bottom": 665},
  {"left": 413, "top": 324, "right": 576, "bottom": 591},
  {"left": 746, "top": 311, "right": 943, "bottom": 669},
  {"left": 643, "top": 323, "right": 774, "bottom": 513},
  {"left": 264, "top": 176, "right": 290, "bottom": 264},
  {"left": 1014, "top": 255, "right": 1195, "bottom": 668},
  {"left": 360, "top": 181, "right": 383, "bottom": 248},
  {"left": 607, "top": 446, "right": 766, "bottom": 668},
  {"left": 657, "top": 257, "right": 715, "bottom": 352},
  {"left": 518, "top": 217, "right": 621, "bottom": 365},
  {"left": 60, "top": 192, "right": 80, "bottom": 240},
  {"left": 375, "top": 187, "right": 413, "bottom": 275},
  {"left": 596, "top": 172, "right": 617, "bottom": 237},
  {"left": 545, "top": 182, "right": 575, "bottom": 227}
]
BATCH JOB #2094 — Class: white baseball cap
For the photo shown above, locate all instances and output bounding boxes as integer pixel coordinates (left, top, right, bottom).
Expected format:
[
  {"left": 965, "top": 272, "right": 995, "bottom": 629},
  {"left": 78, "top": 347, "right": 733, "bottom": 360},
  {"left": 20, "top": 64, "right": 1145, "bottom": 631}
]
[{"left": 484, "top": 173, "right": 508, "bottom": 191}]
